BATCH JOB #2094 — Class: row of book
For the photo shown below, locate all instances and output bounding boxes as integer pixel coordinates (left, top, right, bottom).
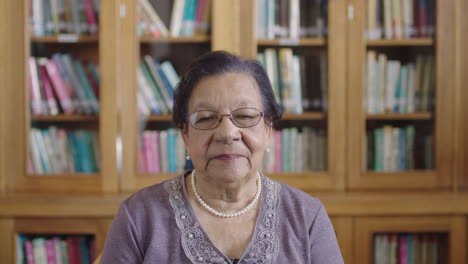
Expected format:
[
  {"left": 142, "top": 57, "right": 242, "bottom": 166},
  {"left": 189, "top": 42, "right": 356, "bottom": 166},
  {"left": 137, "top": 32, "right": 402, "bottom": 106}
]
[
  {"left": 366, "top": 52, "right": 434, "bottom": 114},
  {"left": 262, "top": 128, "right": 327, "bottom": 173},
  {"left": 29, "top": 54, "right": 100, "bottom": 116},
  {"left": 138, "top": 56, "right": 180, "bottom": 115},
  {"left": 366, "top": 125, "right": 433, "bottom": 171},
  {"left": 367, "top": 0, "right": 435, "bottom": 40},
  {"left": 31, "top": 0, "right": 100, "bottom": 37},
  {"left": 137, "top": 0, "right": 211, "bottom": 37},
  {"left": 138, "top": 129, "right": 187, "bottom": 174},
  {"left": 374, "top": 233, "right": 443, "bottom": 264},
  {"left": 29, "top": 127, "right": 100, "bottom": 174},
  {"left": 257, "top": 0, "right": 328, "bottom": 39},
  {"left": 17, "top": 235, "right": 96, "bottom": 264},
  {"left": 258, "top": 48, "right": 328, "bottom": 113}
]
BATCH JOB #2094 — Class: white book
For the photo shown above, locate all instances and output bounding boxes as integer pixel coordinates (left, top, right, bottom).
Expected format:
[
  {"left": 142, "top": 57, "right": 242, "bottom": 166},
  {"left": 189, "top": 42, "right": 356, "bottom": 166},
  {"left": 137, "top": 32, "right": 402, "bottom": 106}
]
[
  {"left": 383, "top": 0, "right": 392, "bottom": 39},
  {"left": 42, "top": 129, "right": 60, "bottom": 173},
  {"left": 264, "top": 49, "right": 281, "bottom": 104},
  {"left": 292, "top": 55, "right": 303, "bottom": 114},
  {"left": 367, "top": 0, "right": 377, "bottom": 39},
  {"left": 385, "top": 61, "right": 400, "bottom": 112},
  {"left": 32, "top": 238, "right": 47, "bottom": 264},
  {"left": 266, "top": 0, "right": 276, "bottom": 39},
  {"left": 383, "top": 126, "right": 393, "bottom": 171},
  {"left": 406, "top": 64, "right": 416, "bottom": 113},
  {"left": 29, "top": 129, "right": 44, "bottom": 173},
  {"left": 34, "top": 129, "right": 52, "bottom": 173},
  {"left": 392, "top": 0, "right": 403, "bottom": 39},
  {"left": 256, "top": 0, "right": 266, "bottom": 39},
  {"left": 170, "top": 0, "right": 185, "bottom": 37},
  {"left": 403, "top": 0, "right": 414, "bottom": 38},
  {"left": 139, "top": 0, "right": 169, "bottom": 37},
  {"left": 378, "top": 53, "right": 387, "bottom": 113},
  {"left": 33, "top": 0, "right": 45, "bottom": 36},
  {"left": 289, "top": 0, "right": 300, "bottom": 39},
  {"left": 137, "top": 67, "right": 158, "bottom": 114},
  {"left": 160, "top": 61, "right": 180, "bottom": 89},
  {"left": 366, "top": 51, "right": 376, "bottom": 113},
  {"left": 137, "top": 91, "right": 151, "bottom": 116},
  {"left": 29, "top": 57, "right": 44, "bottom": 115},
  {"left": 296, "top": 130, "right": 303, "bottom": 172}
]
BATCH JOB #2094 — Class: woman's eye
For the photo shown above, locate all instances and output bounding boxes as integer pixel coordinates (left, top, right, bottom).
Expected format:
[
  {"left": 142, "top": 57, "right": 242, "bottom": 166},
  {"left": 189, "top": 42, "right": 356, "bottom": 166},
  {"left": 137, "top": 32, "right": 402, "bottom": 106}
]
[
  {"left": 196, "top": 116, "right": 216, "bottom": 123},
  {"left": 235, "top": 115, "right": 254, "bottom": 120}
]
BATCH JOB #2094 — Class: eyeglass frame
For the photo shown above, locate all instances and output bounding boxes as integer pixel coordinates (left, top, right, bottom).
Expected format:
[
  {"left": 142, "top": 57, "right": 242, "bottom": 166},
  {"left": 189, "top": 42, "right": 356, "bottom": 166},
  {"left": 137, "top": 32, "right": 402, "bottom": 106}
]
[{"left": 187, "top": 107, "right": 265, "bottom": 130}]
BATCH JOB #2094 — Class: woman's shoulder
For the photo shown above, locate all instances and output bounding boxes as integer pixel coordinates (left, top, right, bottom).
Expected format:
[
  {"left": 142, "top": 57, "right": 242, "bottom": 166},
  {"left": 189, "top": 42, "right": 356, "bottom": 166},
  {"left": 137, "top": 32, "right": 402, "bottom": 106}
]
[
  {"left": 121, "top": 173, "right": 186, "bottom": 215},
  {"left": 263, "top": 175, "right": 324, "bottom": 217}
]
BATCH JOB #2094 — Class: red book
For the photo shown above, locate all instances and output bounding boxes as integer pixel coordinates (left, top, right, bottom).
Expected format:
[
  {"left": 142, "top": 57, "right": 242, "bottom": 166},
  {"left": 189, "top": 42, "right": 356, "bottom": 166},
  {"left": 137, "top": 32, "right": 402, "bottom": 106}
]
[
  {"left": 66, "top": 237, "right": 81, "bottom": 264},
  {"left": 45, "top": 60, "right": 74, "bottom": 114},
  {"left": 83, "top": 0, "right": 98, "bottom": 34},
  {"left": 38, "top": 60, "right": 59, "bottom": 115}
]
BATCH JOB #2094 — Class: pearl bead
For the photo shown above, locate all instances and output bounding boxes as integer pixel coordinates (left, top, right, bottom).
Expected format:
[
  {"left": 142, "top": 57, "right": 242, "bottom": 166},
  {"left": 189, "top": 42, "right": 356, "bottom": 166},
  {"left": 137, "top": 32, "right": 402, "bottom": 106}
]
[{"left": 191, "top": 170, "right": 262, "bottom": 218}]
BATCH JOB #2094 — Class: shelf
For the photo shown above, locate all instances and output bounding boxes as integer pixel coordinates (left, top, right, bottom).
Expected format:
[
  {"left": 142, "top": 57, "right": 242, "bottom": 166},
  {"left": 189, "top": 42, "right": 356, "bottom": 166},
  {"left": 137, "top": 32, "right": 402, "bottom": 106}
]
[
  {"left": 145, "top": 114, "right": 173, "bottom": 122},
  {"left": 26, "top": 173, "right": 100, "bottom": 178},
  {"left": 281, "top": 112, "right": 326, "bottom": 120},
  {"left": 366, "top": 112, "right": 433, "bottom": 120},
  {"left": 366, "top": 38, "right": 434, "bottom": 47},
  {"left": 139, "top": 36, "right": 211, "bottom": 44},
  {"left": 257, "top": 38, "right": 327, "bottom": 46},
  {"left": 30, "top": 35, "right": 99, "bottom": 43},
  {"left": 31, "top": 115, "right": 99, "bottom": 122}
]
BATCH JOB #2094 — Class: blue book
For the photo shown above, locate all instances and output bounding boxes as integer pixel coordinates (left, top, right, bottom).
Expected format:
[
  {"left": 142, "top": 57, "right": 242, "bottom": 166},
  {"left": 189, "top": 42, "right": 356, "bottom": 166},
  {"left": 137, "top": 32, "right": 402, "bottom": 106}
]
[
  {"left": 168, "top": 129, "right": 176, "bottom": 173},
  {"left": 182, "top": 0, "right": 197, "bottom": 36},
  {"left": 154, "top": 60, "right": 174, "bottom": 99},
  {"left": 399, "top": 129, "right": 406, "bottom": 170},
  {"left": 79, "top": 236, "right": 90, "bottom": 264},
  {"left": 407, "top": 235, "right": 413, "bottom": 263},
  {"left": 67, "top": 131, "right": 82, "bottom": 172}
]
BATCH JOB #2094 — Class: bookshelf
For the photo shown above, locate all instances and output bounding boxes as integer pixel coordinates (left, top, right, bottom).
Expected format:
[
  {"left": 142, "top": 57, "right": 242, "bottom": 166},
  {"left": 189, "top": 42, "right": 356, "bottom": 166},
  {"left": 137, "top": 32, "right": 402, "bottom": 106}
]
[
  {"left": 347, "top": 0, "right": 456, "bottom": 190},
  {"left": 0, "top": 0, "right": 467, "bottom": 263},
  {"left": 241, "top": 0, "right": 347, "bottom": 191},
  {"left": 4, "top": 0, "right": 119, "bottom": 194},
  {"left": 354, "top": 216, "right": 466, "bottom": 263}
]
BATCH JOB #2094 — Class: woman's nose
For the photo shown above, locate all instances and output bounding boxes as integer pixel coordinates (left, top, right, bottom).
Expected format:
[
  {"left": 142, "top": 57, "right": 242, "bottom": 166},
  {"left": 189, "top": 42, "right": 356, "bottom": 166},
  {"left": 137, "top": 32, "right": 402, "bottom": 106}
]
[{"left": 213, "top": 115, "right": 241, "bottom": 143}]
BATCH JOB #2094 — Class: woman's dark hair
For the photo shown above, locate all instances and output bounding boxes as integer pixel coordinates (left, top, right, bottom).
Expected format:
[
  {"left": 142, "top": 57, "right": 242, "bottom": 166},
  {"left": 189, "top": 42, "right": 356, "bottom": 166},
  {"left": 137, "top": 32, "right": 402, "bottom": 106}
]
[{"left": 173, "top": 50, "right": 282, "bottom": 129}]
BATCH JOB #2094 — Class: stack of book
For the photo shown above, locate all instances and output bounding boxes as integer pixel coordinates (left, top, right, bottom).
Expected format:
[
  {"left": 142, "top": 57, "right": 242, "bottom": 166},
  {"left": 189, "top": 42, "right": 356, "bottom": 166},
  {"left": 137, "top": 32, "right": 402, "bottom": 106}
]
[
  {"left": 365, "top": 51, "right": 435, "bottom": 114},
  {"left": 29, "top": 127, "right": 100, "bottom": 174},
  {"left": 257, "top": 0, "right": 327, "bottom": 39},
  {"left": 366, "top": 0, "right": 435, "bottom": 40},
  {"left": 137, "top": 56, "right": 180, "bottom": 115},
  {"left": 258, "top": 48, "right": 328, "bottom": 113},
  {"left": 29, "top": 54, "right": 100, "bottom": 116},
  {"left": 137, "top": 0, "right": 211, "bottom": 37},
  {"left": 262, "top": 128, "right": 327, "bottom": 173},
  {"left": 30, "top": 0, "right": 100, "bottom": 37},
  {"left": 138, "top": 128, "right": 187, "bottom": 174},
  {"left": 17, "top": 235, "right": 95, "bottom": 264},
  {"left": 366, "top": 125, "right": 433, "bottom": 171},
  {"left": 374, "top": 233, "right": 443, "bottom": 264}
]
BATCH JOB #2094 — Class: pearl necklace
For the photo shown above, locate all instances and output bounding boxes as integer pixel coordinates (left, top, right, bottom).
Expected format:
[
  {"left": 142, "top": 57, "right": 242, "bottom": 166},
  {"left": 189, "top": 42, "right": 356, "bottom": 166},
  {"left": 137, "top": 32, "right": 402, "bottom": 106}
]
[{"left": 191, "top": 170, "right": 262, "bottom": 218}]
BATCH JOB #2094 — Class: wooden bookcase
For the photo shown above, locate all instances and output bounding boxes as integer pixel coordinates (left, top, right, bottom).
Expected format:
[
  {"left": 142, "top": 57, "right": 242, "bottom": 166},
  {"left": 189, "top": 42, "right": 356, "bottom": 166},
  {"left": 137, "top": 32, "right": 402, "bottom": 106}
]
[
  {"left": 3, "top": 0, "right": 119, "bottom": 194},
  {"left": 234, "top": 0, "right": 347, "bottom": 192},
  {"left": 346, "top": 0, "right": 456, "bottom": 190},
  {"left": 354, "top": 216, "right": 467, "bottom": 263},
  {"left": 0, "top": 0, "right": 467, "bottom": 263}
]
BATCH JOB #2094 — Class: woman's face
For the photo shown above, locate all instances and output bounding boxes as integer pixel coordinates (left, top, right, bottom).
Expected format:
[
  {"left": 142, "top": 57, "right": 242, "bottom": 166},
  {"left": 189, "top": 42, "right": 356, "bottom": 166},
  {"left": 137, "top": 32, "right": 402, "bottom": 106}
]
[{"left": 182, "top": 72, "right": 270, "bottom": 183}]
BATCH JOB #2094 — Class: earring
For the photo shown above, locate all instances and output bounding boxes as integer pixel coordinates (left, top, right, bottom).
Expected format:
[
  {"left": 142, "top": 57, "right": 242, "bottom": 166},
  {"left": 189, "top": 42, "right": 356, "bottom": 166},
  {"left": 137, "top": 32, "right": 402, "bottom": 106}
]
[
  {"left": 186, "top": 153, "right": 191, "bottom": 160},
  {"left": 265, "top": 145, "right": 271, "bottom": 153}
]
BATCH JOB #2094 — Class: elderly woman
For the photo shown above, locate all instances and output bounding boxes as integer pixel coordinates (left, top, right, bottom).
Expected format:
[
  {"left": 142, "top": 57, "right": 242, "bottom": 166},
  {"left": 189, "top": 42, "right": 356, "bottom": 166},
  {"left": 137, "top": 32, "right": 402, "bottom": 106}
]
[{"left": 100, "top": 51, "right": 344, "bottom": 264}]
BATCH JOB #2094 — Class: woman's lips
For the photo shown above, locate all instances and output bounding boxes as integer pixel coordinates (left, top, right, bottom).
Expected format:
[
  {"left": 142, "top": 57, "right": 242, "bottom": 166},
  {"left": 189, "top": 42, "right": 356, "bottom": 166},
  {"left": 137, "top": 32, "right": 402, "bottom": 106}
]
[{"left": 213, "top": 154, "right": 244, "bottom": 160}]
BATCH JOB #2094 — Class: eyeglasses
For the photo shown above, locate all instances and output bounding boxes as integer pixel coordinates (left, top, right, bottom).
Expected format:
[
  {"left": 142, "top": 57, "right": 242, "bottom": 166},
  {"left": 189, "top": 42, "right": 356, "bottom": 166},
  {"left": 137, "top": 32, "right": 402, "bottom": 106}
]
[{"left": 188, "top": 107, "right": 264, "bottom": 130}]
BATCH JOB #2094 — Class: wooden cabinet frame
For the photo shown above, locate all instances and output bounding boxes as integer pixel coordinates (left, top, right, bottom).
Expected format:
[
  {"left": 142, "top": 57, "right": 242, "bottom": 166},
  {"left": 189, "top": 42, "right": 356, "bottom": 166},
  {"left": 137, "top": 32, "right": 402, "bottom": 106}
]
[{"left": 354, "top": 216, "right": 466, "bottom": 263}]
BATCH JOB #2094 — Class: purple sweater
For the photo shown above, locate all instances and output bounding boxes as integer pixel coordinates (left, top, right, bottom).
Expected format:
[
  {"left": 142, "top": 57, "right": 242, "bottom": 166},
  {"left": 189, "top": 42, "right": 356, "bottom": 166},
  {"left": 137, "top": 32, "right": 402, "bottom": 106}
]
[{"left": 101, "top": 172, "right": 344, "bottom": 264}]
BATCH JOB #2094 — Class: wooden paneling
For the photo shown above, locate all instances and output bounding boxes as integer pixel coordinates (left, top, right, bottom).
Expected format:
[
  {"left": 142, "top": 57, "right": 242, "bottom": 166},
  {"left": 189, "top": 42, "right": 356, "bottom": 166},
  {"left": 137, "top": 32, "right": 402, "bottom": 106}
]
[
  {"left": 0, "top": 218, "right": 14, "bottom": 263},
  {"left": 0, "top": 0, "right": 8, "bottom": 193},
  {"left": 330, "top": 217, "right": 353, "bottom": 264}
]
